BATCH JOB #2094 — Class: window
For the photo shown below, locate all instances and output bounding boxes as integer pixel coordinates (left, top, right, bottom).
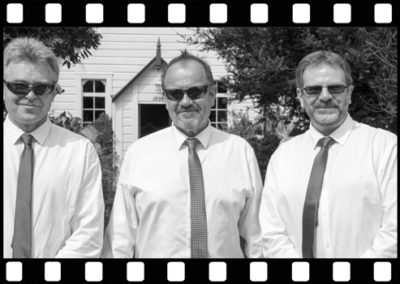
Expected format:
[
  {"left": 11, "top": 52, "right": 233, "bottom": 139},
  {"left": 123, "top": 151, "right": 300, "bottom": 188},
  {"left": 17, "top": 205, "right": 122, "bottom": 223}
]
[
  {"left": 210, "top": 81, "right": 228, "bottom": 129},
  {"left": 82, "top": 79, "right": 106, "bottom": 126}
]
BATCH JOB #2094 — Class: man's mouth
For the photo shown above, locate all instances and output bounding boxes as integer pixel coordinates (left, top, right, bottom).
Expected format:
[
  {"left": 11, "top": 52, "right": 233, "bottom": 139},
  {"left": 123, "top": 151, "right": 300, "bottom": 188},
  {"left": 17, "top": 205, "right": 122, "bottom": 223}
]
[
  {"left": 315, "top": 107, "right": 338, "bottom": 113},
  {"left": 19, "top": 103, "right": 37, "bottom": 107},
  {"left": 179, "top": 109, "right": 197, "bottom": 113}
]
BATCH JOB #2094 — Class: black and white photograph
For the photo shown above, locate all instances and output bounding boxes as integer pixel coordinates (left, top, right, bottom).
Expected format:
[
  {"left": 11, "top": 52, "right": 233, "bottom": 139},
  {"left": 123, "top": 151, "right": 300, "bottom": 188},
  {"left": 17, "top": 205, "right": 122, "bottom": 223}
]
[{"left": 1, "top": 1, "right": 398, "bottom": 282}]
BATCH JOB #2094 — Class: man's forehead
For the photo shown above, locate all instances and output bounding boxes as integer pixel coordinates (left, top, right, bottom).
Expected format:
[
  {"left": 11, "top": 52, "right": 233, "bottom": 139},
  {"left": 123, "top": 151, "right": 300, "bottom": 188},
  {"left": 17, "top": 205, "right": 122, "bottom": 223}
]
[
  {"left": 5, "top": 60, "right": 56, "bottom": 81},
  {"left": 304, "top": 62, "right": 344, "bottom": 74},
  {"left": 165, "top": 60, "right": 207, "bottom": 82}
]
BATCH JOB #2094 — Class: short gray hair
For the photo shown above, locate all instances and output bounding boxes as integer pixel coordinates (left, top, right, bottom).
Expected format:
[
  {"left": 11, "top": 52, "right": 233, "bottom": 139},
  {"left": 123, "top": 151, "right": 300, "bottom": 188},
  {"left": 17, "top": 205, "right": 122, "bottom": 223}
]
[
  {"left": 4, "top": 37, "right": 60, "bottom": 83},
  {"left": 295, "top": 50, "right": 353, "bottom": 88}
]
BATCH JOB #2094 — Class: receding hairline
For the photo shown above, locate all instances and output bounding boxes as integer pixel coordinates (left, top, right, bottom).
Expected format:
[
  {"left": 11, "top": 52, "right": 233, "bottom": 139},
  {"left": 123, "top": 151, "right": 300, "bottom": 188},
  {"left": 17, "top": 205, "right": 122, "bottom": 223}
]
[
  {"left": 161, "top": 51, "right": 215, "bottom": 90},
  {"left": 164, "top": 59, "right": 209, "bottom": 80}
]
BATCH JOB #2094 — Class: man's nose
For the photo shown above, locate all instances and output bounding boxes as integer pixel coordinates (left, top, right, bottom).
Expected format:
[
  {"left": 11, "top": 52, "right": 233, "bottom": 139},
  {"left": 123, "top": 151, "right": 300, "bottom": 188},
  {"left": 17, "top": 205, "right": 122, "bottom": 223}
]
[
  {"left": 180, "top": 93, "right": 192, "bottom": 106},
  {"left": 24, "top": 89, "right": 38, "bottom": 100},
  {"left": 318, "top": 87, "right": 332, "bottom": 101}
]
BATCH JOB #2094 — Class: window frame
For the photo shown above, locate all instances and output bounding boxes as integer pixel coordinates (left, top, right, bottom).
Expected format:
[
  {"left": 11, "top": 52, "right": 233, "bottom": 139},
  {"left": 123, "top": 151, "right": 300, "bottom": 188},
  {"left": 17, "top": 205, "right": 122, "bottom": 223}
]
[
  {"left": 75, "top": 73, "right": 113, "bottom": 125},
  {"left": 211, "top": 80, "right": 229, "bottom": 129}
]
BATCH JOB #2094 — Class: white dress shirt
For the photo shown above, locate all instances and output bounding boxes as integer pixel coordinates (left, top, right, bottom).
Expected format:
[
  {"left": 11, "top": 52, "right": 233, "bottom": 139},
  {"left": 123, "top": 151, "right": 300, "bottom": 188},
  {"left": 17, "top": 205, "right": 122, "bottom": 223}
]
[
  {"left": 3, "top": 116, "right": 104, "bottom": 258},
  {"left": 260, "top": 114, "right": 397, "bottom": 258},
  {"left": 103, "top": 124, "right": 263, "bottom": 258}
]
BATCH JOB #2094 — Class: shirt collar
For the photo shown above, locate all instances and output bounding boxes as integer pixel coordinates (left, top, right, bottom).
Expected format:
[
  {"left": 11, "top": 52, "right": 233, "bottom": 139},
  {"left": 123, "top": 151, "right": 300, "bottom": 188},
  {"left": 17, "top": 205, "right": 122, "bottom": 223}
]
[
  {"left": 171, "top": 121, "right": 213, "bottom": 150},
  {"left": 309, "top": 113, "right": 356, "bottom": 148},
  {"left": 4, "top": 115, "right": 52, "bottom": 145}
]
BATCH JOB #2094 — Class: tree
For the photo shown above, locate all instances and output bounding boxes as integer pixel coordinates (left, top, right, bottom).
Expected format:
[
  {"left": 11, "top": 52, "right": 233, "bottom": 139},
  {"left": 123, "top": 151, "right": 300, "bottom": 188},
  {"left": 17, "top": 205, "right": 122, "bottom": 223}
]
[
  {"left": 3, "top": 27, "right": 102, "bottom": 68},
  {"left": 183, "top": 27, "right": 397, "bottom": 134}
]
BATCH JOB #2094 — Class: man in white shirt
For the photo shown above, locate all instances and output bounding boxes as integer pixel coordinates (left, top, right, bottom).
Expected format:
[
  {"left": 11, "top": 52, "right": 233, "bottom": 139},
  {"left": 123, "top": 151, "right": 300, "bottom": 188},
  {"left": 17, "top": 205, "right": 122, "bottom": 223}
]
[
  {"left": 3, "top": 37, "right": 104, "bottom": 258},
  {"left": 260, "top": 50, "right": 397, "bottom": 258},
  {"left": 103, "top": 51, "right": 263, "bottom": 258}
]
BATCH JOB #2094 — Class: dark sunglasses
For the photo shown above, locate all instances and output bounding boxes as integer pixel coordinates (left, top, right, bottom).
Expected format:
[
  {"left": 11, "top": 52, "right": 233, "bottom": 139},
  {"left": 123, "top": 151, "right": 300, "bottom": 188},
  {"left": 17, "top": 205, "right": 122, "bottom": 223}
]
[
  {"left": 164, "top": 85, "right": 209, "bottom": 101},
  {"left": 302, "top": 85, "right": 349, "bottom": 96},
  {"left": 4, "top": 80, "right": 56, "bottom": 96}
]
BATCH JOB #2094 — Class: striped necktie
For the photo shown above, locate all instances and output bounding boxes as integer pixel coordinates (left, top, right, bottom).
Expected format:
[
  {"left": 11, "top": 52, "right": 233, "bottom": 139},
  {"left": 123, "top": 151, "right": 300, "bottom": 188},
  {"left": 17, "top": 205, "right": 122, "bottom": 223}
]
[
  {"left": 185, "top": 138, "right": 208, "bottom": 258},
  {"left": 12, "top": 133, "right": 34, "bottom": 258},
  {"left": 302, "top": 136, "right": 336, "bottom": 258}
]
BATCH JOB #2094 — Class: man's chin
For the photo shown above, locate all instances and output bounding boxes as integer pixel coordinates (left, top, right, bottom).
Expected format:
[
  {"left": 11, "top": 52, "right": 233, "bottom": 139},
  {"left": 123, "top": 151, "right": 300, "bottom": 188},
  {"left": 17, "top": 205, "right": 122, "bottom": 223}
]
[
  {"left": 175, "top": 119, "right": 208, "bottom": 136},
  {"left": 312, "top": 111, "right": 346, "bottom": 127},
  {"left": 178, "top": 111, "right": 198, "bottom": 119}
]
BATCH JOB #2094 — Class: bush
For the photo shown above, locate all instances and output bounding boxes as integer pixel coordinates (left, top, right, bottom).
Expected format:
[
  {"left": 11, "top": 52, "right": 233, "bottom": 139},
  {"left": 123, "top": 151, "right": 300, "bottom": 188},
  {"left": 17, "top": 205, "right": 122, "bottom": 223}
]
[
  {"left": 227, "top": 112, "right": 281, "bottom": 182},
  {"left": 247, "top": 134, "right": 280, "bottom": 182},
  {"left": 93, "top": 114, "right": 119, "bottom": 227}
]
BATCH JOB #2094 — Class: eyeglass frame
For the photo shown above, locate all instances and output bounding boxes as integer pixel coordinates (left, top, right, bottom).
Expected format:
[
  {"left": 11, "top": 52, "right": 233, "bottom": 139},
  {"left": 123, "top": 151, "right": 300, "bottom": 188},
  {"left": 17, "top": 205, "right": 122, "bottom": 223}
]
[
  {"left": 301, "top": 84, "right": 352, "bottom": 98},
  {"left": 163, "top": 84, "right": 212, "bottom": 102},
  {"left": 3, "top": 79, "right": 56, "bottom": 96}
]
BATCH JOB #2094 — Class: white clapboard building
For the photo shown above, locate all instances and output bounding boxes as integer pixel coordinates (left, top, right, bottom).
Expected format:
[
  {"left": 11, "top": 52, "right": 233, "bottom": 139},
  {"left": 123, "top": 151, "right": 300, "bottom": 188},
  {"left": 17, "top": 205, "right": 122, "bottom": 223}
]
[{"left": 54, "top": 27, "right": 258, "bottom": 161}]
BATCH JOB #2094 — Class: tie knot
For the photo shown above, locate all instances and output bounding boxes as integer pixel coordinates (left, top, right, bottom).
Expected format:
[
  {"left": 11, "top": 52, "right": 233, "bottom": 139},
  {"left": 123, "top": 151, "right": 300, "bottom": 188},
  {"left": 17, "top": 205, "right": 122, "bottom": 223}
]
[
  {"left": 185, "top": 137, "right": 200, "bottom": 151},
  {"left": 317, "top": 136, "right": 336, "bottom": 149},
  {"left": 21, "top": 133, "right": 33, "bottom": 146}
]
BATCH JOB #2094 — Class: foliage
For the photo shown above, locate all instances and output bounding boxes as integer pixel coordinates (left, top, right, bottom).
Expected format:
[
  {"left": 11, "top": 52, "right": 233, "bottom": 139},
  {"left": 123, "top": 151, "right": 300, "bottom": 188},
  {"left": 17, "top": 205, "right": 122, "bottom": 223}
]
[
  {"left": 248, "top": 133, "right": 281, "bottom": 183},
  {"left": 183, "top": 27, "right": 397, "bottom": 134},
  {"left": 93, "top": 114, "right": 119, "bottom": 227},
  {"left": 3, "top": 27, "right": 102, "bottom": 68},
  {"left": 49, "top": 112, "right": 118, "bottom": 228},
  {"left": 226, "top": 112, "right": 280, "bottom": 182}
]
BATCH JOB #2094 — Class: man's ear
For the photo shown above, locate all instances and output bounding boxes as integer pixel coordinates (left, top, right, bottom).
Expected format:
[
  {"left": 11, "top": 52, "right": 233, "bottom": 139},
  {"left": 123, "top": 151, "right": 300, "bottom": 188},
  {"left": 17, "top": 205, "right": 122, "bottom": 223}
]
[
  {"left": 209, "top": 84, "right": 217, "bottom": 107},
  {"left": 347, "top": 85, "right": 354, "bottom": 105},
  {"left": 296, "top": 88, "right": 305, "bottom": 108}
]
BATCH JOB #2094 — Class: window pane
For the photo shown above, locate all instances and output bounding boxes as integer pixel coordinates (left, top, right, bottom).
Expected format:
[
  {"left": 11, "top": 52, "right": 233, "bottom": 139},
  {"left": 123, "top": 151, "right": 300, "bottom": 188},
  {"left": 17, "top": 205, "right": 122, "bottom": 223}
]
[
  {"left": 94, "top": 80, "right": 106, "bottom": 92},
  {"left": 95, "top": 110, "right": 105, "bottom": 120},
  {"left": 83, "top": 97, "right": 93, "bottom": 108},
  {"left": 218, "top": 122, "right": 228, "bottom": 130},
  {"left": 83, "top": 81, "right": 94, "bottom": 92},
  {"left": 211, "top": 122, "right": 217, "bottom": 128},
  {"left": 217, "top": 81, "right": 227, "bottom": 93},
  {"left": 218, "top": 110, "right": 227, "bottom": 122},
  {"left": 217, "top": 97, "right": 228, "bottom": 109},
  {"left": 83, "top": 110, "right": 93, "bottom": 122},
  {"left": 209, "top": 110, "right": 216, "bottom": 122},
  {"left": 95, "top": 97, "right": 105, "bottom": 109}
]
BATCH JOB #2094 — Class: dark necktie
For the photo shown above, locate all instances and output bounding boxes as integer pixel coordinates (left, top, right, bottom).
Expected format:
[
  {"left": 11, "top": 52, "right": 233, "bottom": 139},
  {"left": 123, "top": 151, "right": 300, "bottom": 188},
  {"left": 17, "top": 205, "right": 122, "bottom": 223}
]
[
  {"left": 12, "top": 133, "right": 34, "bottom": 258},
  {"left": 185, "top": 138, "right": 208, "bottom": 258},
  {"left": 302, "top": 136, "right": 336, "bottom": 258}
]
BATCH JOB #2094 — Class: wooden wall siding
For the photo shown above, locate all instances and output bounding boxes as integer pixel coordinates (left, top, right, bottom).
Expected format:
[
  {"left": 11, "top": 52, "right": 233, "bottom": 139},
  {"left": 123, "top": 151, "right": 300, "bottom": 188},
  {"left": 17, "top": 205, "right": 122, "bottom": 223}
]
[{"left": 116, "top": 67, "right": 163, "bottom": 159}]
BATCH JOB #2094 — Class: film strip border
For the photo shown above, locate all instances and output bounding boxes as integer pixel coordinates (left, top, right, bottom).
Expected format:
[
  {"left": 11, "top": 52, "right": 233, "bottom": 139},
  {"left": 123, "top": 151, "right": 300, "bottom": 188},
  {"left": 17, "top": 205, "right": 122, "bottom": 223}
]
[
  {"left": 4, "top": 260, "right": 397, "bottom": 283},
  {"left": 1, "top": 0, "right": 397, "bottom": 26}
]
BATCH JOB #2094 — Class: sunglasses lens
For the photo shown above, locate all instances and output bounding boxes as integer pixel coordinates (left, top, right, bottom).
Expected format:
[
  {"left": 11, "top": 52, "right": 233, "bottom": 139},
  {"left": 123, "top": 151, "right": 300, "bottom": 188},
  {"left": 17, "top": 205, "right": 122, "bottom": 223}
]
[
  {"left": 186, "top": 86, "right": 207, "bottom": 100},
  {"left": 304, "top": 86, "right": 322, "bottom": 95},
  {"left": 165, "top": 90, "right": 184, "bottom": 101},
  {"left": 10, "top": 82, "right": 31, "bottom": 95},
  {"left": 328, "top": 85, "right": 346, "bottom": 94},
  {"left": 34, "top": 84, "right": 53, "bottom": 96}
]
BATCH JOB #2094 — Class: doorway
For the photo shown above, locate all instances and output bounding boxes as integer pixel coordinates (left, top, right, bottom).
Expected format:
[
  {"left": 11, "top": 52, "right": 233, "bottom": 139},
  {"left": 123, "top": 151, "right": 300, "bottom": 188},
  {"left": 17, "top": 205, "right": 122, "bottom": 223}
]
[{"left": 139, "top": 104, "right": 170, "bottom": 138}]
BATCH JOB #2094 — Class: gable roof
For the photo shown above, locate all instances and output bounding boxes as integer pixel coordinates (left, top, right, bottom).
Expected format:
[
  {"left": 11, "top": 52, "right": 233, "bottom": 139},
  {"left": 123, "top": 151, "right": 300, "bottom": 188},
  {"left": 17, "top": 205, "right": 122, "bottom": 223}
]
[{"left": 112, "top": 39, "right": 168, "bottom": 102}]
